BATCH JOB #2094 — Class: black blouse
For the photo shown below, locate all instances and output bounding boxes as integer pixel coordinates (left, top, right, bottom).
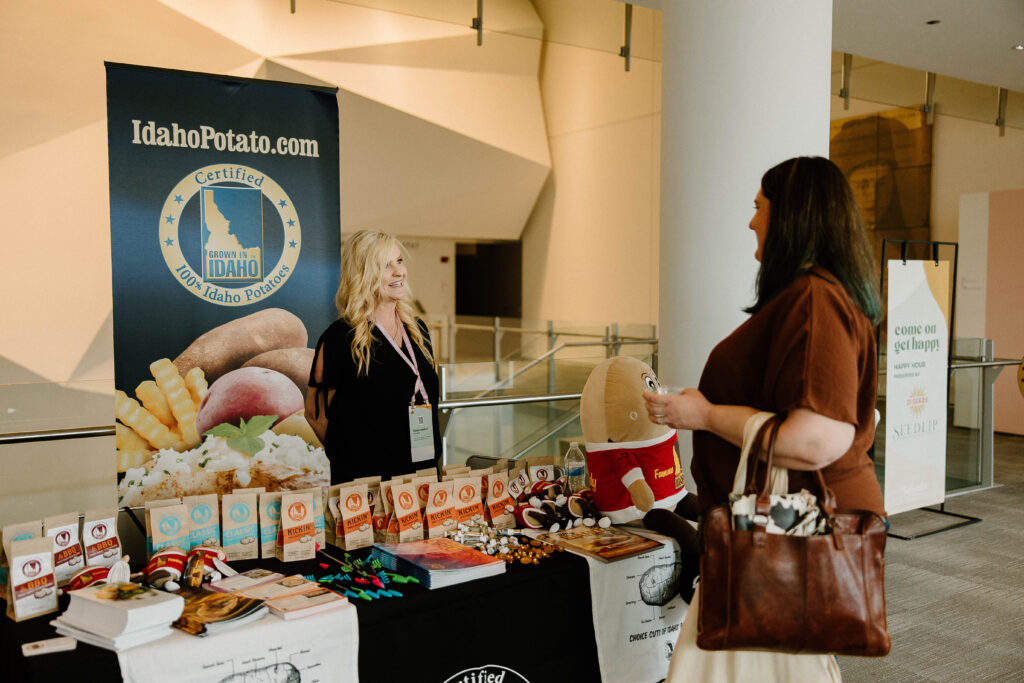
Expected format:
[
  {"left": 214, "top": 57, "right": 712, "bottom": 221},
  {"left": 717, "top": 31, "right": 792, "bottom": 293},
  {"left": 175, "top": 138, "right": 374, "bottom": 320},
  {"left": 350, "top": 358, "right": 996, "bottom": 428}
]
[{"left": 309, "top": 318, "right": 442, "bottom": 483}]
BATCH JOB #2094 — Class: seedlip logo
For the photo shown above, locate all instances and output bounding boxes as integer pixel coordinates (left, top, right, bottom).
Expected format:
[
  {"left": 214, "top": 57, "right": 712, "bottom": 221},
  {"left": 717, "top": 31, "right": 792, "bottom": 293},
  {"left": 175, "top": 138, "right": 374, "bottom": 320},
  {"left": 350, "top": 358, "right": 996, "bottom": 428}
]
[{"left": 159, "top": 164, "right": 300, "bottom": 306}]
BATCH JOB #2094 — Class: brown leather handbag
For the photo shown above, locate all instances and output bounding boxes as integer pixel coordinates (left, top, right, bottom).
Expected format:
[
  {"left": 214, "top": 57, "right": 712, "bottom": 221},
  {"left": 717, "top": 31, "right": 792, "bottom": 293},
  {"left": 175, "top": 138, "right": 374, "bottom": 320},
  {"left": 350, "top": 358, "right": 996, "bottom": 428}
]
[{"left": 696, "top": 414, "right": 891, "bottom": 656}]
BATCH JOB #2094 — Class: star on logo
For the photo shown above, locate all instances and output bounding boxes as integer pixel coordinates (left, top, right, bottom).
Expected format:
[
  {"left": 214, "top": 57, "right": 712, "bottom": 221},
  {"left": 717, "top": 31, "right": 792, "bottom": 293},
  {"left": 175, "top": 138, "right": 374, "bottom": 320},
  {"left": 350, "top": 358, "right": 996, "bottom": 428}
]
[
  {"left": 278, "top": 199, "right": 287, "bottom": 208},
  {"left": 287, "top": 219, "right": 295, "bottom": 227},
  {"left": 289, "top": 240, "right": 297, "bottom": 248},
  {"left": 164, "top": 237, "right": 175, "bottom": 247},
  {"left": 173, "top": 195, "right": 184, "bottom": 203},
  {"left": 165, "top": 215, "right": 175, "bottom": 224}
]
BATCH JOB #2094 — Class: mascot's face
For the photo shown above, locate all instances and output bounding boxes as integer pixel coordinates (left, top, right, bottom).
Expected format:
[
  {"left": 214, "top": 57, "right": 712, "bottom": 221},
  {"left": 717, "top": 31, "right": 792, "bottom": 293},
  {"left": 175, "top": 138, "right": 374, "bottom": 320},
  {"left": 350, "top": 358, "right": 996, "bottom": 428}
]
[{"left": 581, "top": 356, "right": 672, "bottom": 443}]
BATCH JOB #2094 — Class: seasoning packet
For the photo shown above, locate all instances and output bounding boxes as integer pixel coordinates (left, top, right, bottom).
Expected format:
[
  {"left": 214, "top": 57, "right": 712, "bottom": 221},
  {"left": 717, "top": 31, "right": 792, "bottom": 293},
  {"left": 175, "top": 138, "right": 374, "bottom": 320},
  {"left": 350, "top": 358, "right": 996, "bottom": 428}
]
[
  {"left": 390, "top": 481, "right": 424, "bottom": 543},
  {"left": 425, "top": 481, "right": 456, "bottom": 539},
  {"left": 292, "top": 487, "right": 326, "bottom": 550},
  {"left": 527, "top": 455, "right": 556, "bottom": 483},
  {"left": 6, "top": 537, "right": 57, "bottom": 622},
  {"left": 2, "top": 520, "right": 42, "bottom": 597},
  {"left": 411, "top": 473, "right": 436, "bottom": 512},
  {"left": 278, "top": 492, "right": 316, "bottom": 562},
  {"left": 221, "top": 493, "right": 259, "bottom": 561},
  {"left": 452, "top": 475, "right": 485, "bottom": 525},
  {"left": 183, "top": 494, "right": 220, "bottom": 549},
  {"left": 82, "top": 510, "right": 121, "bottom": 568},
  {"left": 334, "top": 483, "right": 373, "bottom": 550},
  {"left": 325, "top": 486, "right": 341, "bottom": 548},
  {"left": 259, "top": 492, "right": 283, "bottom": 559},
  {"left": 145, "top": 498, "right": 183, "bottom": 557},
  {"left": 150, "top": 503, "right": 190, "bottom": 554},
  {"left": 380, "top": 479, "right": 399, "bottom": 543},
  {"left": 43, "top": 513, "right": 84, "bottom": 586},
  {"left": 508, "top": 464, "right": 530, "bottom": 500},
  {"left": 354, "top": 476, "right": 385, "bottom": 543},
  {"left": 485, "top": 471, "right": 515, "bottom": 529}
]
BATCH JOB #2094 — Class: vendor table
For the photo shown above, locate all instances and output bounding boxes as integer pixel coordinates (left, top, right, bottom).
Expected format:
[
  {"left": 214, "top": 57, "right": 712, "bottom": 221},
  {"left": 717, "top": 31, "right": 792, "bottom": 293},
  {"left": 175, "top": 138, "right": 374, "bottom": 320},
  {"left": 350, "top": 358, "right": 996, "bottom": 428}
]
[{"left": 1, "top": 547, "right": 601, "bottom": 683}]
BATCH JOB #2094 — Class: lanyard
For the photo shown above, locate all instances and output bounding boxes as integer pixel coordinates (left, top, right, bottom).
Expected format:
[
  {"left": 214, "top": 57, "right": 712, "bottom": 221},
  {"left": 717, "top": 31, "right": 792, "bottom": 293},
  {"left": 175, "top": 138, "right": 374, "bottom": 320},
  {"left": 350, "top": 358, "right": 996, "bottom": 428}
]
[{"left": 376, "top": 317, "right": 429, "bottom": 406}]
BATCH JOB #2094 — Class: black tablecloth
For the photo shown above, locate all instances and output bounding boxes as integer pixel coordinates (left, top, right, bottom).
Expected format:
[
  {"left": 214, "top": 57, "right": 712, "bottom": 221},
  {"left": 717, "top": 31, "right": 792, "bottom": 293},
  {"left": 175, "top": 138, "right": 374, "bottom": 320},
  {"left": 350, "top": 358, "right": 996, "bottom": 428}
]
[{"left": 1, "top": 547, "right": 601, "bottom": 683}]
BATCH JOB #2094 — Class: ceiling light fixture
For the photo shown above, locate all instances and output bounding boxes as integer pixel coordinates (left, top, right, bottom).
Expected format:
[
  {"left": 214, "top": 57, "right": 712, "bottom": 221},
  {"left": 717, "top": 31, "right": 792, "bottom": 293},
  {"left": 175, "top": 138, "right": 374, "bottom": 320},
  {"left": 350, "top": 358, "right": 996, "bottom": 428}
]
[
  {"left": 926, "top": 19, "right": 940, "bottom": 25},
  {"left": 1013, "top": 43, "right": 1024, "bottom": 51}
]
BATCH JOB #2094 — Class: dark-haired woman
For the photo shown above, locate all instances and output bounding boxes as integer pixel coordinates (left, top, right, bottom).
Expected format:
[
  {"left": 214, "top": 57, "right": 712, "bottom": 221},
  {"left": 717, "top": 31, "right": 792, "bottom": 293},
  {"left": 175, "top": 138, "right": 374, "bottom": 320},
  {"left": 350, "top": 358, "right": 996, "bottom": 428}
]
[{"left": 645, "top": 156, "right": 884, "bottom": 679}]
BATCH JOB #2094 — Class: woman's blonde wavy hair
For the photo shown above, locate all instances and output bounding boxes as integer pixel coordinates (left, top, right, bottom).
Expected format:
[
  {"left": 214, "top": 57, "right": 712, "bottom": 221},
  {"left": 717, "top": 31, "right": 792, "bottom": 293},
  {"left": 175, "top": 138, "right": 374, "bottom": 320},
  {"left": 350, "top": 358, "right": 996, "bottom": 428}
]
[{"left": 335, "top": 230, "right": 433, "bottom": 376}]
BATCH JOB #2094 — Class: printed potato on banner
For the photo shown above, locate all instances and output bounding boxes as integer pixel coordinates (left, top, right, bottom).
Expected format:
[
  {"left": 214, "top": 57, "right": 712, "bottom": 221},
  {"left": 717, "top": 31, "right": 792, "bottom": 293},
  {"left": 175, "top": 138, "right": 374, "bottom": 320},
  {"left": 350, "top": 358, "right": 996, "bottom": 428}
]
[{"left": 117, "top": 312, "right": 328, "bottom": 507}]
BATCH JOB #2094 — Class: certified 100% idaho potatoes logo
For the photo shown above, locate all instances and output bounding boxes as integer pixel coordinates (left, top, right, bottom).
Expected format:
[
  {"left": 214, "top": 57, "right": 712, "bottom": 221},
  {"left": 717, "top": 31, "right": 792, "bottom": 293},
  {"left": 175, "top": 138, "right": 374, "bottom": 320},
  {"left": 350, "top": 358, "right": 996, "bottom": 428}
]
[{"left": 160, "top": 164, "right": 300, "bottom": 306}]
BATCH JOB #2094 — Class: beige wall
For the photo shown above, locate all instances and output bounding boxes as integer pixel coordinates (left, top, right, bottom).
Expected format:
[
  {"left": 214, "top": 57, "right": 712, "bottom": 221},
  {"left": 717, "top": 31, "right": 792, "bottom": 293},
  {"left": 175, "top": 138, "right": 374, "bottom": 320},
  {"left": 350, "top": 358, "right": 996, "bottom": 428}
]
[
  {"left": 521, "top": 40, "right": 661, "bottom": 326},
  {"left": 987, "top": 190, "right": 1024, "bottom": 435},
  {"left": 520, "top": 78, "right": 1024, "bottom": 330}
]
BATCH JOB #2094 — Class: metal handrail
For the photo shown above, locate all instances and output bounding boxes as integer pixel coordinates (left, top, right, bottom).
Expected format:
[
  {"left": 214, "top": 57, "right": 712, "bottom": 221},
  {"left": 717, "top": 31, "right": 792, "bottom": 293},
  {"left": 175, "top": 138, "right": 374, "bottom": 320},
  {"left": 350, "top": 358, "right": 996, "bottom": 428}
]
[
  {"left": 949, "top": 359, "right": 1019, "bottom": 370},
  {"left": 433, "top": 320, "right": 652, "bottom": 340},
  {"left": 510, "top": 408, "right": 582, "bottom": 460},
  {"left": 0, "top": 426, "right": 115, "bottom": 446},
  {"left": 877, "top": 358, "right": 1018, "bottom": 375},
  {"left": 468, "top": 338, "right": 656, "bottom": 399},
  {"left": 438, "top": 392, "right": 582, "bottom": 412}
]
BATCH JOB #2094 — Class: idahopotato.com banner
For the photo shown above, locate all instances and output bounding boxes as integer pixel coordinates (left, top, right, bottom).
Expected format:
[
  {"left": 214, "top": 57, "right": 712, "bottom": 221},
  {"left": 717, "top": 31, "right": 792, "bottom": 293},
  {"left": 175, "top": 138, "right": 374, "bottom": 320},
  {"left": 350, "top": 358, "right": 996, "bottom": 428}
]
[
  {"left": 884, "top": 259, "right": 950, "bottom": 515},
  {"left": 106, "top": 63, "right": 339, "bottom": 507}
]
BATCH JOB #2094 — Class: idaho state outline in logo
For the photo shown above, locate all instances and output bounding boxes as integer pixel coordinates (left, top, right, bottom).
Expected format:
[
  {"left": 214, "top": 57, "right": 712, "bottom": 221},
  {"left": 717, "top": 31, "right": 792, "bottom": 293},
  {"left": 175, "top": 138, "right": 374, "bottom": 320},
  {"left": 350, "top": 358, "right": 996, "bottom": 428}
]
[{"left": 159, "top": 164, "right": 300, "bottom": 306}]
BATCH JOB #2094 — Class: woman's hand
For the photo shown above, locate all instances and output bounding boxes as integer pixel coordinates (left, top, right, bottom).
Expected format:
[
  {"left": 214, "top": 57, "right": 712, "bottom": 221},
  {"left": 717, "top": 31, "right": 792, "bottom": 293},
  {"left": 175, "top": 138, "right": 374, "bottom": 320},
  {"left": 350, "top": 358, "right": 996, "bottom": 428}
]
[
  {"left": 643, "top": 388, "right": 856, "bottom": 470},
  {"left": 642, "top": 388, "right": 712, "bottom": 431}
]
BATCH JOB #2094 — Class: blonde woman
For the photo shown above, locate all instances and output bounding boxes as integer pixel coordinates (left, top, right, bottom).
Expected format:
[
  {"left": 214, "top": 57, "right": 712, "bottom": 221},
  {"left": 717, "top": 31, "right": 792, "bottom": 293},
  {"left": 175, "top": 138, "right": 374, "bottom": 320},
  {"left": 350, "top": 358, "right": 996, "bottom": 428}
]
[{"left": 306, "top": 230, "right": 440, "bottom": 483}]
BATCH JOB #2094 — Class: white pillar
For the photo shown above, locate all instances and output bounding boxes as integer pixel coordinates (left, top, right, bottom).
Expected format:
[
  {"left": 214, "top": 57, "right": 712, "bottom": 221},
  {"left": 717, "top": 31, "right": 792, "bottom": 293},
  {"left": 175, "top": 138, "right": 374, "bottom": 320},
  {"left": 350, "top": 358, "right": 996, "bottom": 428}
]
[{"left": 659, "top": 1, "right": 833, "bottom": 478}]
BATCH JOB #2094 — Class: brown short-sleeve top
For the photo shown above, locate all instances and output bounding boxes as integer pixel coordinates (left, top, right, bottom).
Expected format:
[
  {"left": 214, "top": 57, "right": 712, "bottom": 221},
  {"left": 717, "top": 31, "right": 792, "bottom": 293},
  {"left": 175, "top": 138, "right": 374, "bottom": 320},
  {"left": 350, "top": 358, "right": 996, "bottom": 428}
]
[{"left": 692, "top": 267, "right": 885, "bottom": 516}]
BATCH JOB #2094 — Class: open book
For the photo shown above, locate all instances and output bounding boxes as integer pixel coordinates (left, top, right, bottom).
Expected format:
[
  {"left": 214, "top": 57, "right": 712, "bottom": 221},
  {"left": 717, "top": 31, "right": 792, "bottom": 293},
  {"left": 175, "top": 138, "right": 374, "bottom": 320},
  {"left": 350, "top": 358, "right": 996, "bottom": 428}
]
[{"left": 536, "top": 525, "right": 662, "bottom": 562}]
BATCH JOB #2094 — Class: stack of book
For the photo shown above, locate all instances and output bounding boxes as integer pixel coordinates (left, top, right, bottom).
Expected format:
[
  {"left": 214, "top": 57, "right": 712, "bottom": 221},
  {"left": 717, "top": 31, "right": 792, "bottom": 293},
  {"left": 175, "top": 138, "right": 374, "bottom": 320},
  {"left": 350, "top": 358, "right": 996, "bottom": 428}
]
[
  {"left": 371, "top": 537, "right": 505, "bottom": 589},
  {"left": 237, "top": 575, "right": 348, "bottom": 620},
  {"left": 52, "top": 583, "right": 184, "bottom": 652},
  {"left": 207, "top": 568, "right": 286, "bottom": 594},
  {"left": 173, "top": 588, "right": 269, "bottom": 636}
]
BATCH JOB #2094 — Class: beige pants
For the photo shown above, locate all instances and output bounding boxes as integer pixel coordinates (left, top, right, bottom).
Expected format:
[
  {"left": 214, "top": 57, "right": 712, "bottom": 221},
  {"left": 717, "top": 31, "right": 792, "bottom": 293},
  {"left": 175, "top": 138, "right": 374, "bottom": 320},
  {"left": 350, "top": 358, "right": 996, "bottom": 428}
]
[{"left": 665, "top": 585, "right": 843, "bottom": 682}]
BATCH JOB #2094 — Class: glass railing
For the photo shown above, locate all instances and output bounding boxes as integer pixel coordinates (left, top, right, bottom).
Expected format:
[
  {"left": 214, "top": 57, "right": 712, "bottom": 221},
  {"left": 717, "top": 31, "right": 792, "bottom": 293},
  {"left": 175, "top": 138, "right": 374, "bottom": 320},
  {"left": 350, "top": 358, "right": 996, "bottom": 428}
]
[
  {"left": 874, "top": 338, "right": 1015, "bottom": 496},
  {"left": 0, "top": 379, "right": 114, "bottom": 437},
  {"left": 423, "top": 314, "right": 657, "bottom": 368},
  {"left": 438, "top": 344, "right": 657, "bottom": 464}
]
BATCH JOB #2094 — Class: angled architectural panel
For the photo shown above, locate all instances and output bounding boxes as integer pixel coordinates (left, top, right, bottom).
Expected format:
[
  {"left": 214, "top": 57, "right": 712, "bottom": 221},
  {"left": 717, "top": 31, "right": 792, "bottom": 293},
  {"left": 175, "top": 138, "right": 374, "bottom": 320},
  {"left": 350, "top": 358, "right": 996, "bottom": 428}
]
[{"left": 337, "top": 90, "right": 549, "bottom": 240}]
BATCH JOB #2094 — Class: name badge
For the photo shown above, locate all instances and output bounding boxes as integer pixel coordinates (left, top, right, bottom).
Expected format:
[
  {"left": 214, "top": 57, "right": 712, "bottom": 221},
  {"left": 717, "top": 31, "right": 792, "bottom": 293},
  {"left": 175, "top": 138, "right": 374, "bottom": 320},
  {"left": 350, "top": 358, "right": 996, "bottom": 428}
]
[{"left": 409, "top": 404, "right": 435, "bottom": 463}]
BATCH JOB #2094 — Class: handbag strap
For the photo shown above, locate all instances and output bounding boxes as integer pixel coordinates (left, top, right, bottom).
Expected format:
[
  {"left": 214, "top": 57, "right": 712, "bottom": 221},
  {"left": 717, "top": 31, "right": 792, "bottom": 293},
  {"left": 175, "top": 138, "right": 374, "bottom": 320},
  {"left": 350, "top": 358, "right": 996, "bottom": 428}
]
[
  {"left": 732, "top": 412, "right": 789, "bottom": 498},
  {"left": 731, "top": 412, "right": 775, "bottom": 497},
  {"left": 758, "top": 420, "right": 845, "bottom": 549}
]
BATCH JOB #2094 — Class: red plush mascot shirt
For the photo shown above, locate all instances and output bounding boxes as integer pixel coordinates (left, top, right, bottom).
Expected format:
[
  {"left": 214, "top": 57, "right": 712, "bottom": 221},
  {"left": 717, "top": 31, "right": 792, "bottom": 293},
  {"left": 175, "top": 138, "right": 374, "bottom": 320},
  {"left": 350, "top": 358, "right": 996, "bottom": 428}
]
[{"left": 584, "top": 431, "right": 687, "bottom": 524}]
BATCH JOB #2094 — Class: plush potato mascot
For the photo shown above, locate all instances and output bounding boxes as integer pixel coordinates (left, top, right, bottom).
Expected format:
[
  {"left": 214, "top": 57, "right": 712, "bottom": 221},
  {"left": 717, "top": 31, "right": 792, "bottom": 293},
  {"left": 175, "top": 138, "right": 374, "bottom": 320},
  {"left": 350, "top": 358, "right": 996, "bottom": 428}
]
[
  {"left": 581, "top": 356, "right": 688, "bottom": 524},
  {"left": 581, "top": 356, "right": 700, "bottom": 602}
]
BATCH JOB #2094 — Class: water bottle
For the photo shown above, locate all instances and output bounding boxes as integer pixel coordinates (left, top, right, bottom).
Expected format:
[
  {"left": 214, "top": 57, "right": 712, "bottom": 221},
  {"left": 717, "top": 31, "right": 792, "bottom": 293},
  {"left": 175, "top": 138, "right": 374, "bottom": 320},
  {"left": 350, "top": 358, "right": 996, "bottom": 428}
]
[{"left": 564, "top": 442, "right": 587, "bottom": 493}]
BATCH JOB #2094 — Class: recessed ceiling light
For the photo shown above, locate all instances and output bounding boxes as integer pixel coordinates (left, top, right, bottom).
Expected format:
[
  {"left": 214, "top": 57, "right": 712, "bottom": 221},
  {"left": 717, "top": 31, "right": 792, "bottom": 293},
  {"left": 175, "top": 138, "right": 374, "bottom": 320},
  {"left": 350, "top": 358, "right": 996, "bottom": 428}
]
[
  {"left": 1014, "top": 43, "right": 1024, "bottom": 51},
  {"left": 926, "top": 19, "right": 940, "bottom": 25}
]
